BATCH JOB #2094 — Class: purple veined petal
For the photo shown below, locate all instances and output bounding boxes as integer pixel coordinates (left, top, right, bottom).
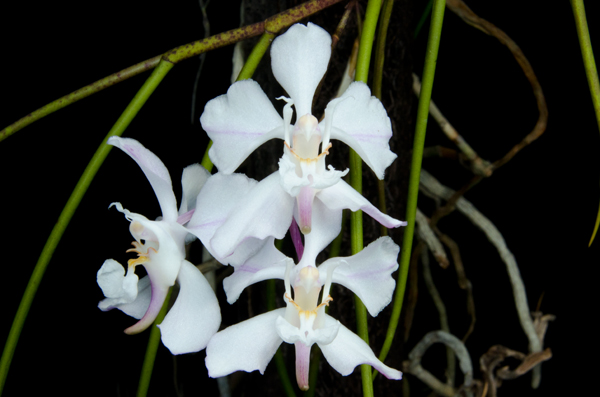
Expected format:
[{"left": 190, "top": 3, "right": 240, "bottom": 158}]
[
  {"left": 299, "top": 197, "right": 342, "bottom": 265},
  {"left": 271, "top": 23, "right": 332, "bottom": 118},
  {"left": 323, "top": 82, "right": 397, "bottom": 179},
  {"left": 223, "top": 237, "right": 291, "bottom": 304},
  {"left": 210, "top": 172, "right": 295, "bottom": 260},
  {"left": 205, "top": 308, "right": 286, "bottom": 378},
  {"left": 317, "top": 179, "right": 407, "bottom": 229},
  {"left": 201, "top": 80, "right": 285, "bottom": 174},
  {"left": 179, "top": 163, "right": 210, "bottom": 215},
  {"left": 319, "top": 314, "right": 402, "bottom": 380},
  {"left": 108, "top": 136, "right": 179, "bottom": 222},
  {"left": 319, "top": 237, "right": 399, "bottom": 317},
  {"left": 158, "top": 260, "right": 221, "bottom": 354}
]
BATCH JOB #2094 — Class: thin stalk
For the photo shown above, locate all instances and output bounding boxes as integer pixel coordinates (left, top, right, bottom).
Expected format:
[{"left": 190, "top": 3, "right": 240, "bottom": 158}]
[
  {"left": 352, "top": 1, "right": 383, "bottom": 396},
  {"left": 137, "top": 289, "right": 174, "bottom": 397},
  {"left": 1, "top": 0, "right": 345, "bottom": 142},
  {"left": 372, "top": 0, "right": 395, "bottom": 238},
  {"left": 0, "top": 60, "right": 174, "bottom": 396},
  {"left": 570, "top": 0, "right": 600, "bottom": 245},
  {"left": 377, "top": 0, "right": 446, "bottom": 369}
]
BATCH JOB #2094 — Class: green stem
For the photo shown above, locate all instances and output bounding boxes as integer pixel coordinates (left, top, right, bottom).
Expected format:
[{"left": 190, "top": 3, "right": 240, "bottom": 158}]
[
  {"left": 1, "top": 0, "right": 345, "bottom": 142},
  {"left": 137, "top": 288, "right": 174, "bottom": 397},
  {"left": 0, "top": 56, "right": 161, "bottom": 143},
  {"left": 237, "top": 33, "right": 276, "bottom": 81},
  {"left": 372, "top": 0, "right": 394, "bottom": 238},
  {"left": 570, "top": 0, "right": 600, "bottom": 246},
  {"left": 352, "top": 1, "right": 383, "bottom": 395},
  {"left": 0, "top": 60, "right": 174, "bottom": 396},
  {"left": 377, "top": 0, "right": 446, "bottom": 369}
]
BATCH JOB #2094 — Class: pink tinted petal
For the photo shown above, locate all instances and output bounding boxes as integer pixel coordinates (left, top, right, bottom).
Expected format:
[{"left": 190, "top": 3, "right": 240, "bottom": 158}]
[
  {"left": 319, "top": 237, "right": 399, "bottom": 316},
  {"left": 124, "top": 281, "right": 169, "bottom": 335},
  {"left": 210, "top": 172, "right": 295, "bottom": 260},
  {"left": 108, "top": 136, "right": 178, "bottom": 222},
  {"left": 317, "top": 180, "right": 406, "bottom": 229},
  {"left": 324, "top": 82, "right": 397, "bottom": 179},
  {"left": 295, "top": 342, "right": 311, "bottom": 391},
  {"left": 201, "top": 80, "right": 284, "bottom": 174},
  {"left": 271, "top": 23, "right": 331, "bottom": 117},
  {"left": 297, "top": 186, "right": 316, "bottom": 234},
  {"left": 158, "top": 260, "right": 221, "bottom": 354},
  {"left": 223, "top": 237, "right": 291, "bottom": 304},
  {"left": 319, "top": 315, "right": 402, "bottom": 380},
  {"left": 205, "top": 308, "right": 286, "bottom": 377},
  {"left": 290, "top": 218, "right": 304, "bottom": 261}
]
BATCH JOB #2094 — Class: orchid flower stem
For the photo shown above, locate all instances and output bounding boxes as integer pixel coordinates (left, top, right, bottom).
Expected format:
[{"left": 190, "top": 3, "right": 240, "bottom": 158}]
[
  {"left": 137, "top": 289, "right": 173, "bottom": 397},
  {"left": 570, "top": 0, "right": 600, "bottom": 246},
  {"left": 0, "top": 0, "right": 345, "bottom": 142},
  {"left": 372, "top": 0, "right": 395, "bottom": 239},
  {"left": 200, "top": 31, "right": 276, "bottom": 171},
  {"left": 351, "top": 1, "right": 383, "bottom": 396},
  {"left": 0, "top": 60, "right": 174, "bottom": 396},
  {"left": 376, "top": 0, "right": 446, "bottom": 375}
]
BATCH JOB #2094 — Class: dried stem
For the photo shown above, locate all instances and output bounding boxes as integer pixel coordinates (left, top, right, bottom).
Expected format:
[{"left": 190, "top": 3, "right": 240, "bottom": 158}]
[
  {"left": 403, "top": 330, "right": 473, "bottom": 397},
  {"left": 420, "top": 170, "right": 544, "bottom": 373}
]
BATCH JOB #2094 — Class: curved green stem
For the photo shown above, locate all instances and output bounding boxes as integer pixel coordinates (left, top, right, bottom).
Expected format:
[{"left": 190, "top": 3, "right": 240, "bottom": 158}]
[
  {"left": 137, "top": 288, "right": 173, "bottom": 397},
  {"left": 0, "top": 56, "right": 161, "bottom": 142},
  {"left": 0, "top": 0, "right": 345, "bottom": 143},
  {"left": 0, "top": 60, "right": 174, "bottom": 396},
  {"left": 570, "top": 0, "right": 600, "bottom": 246},
  {"left": 377, "top": 0, "right": 446, "bottom": 370},
  {"left": 351, "top": 1, "right": 383, "bottom": 396}
]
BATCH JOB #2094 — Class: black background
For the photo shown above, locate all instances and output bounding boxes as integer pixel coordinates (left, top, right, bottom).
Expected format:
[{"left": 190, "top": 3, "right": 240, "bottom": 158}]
[{"left": 0, "top": 0, "right": 597, "bottom": 395}]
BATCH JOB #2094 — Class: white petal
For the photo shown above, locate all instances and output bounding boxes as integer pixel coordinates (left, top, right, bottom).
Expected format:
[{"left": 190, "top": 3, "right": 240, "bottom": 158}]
[
  {"left": 97, "top": 259, "right": 140, "bottom": 312},
  {"left": 271, "top": 23, "right": 331, "bottom": 118},
  {"left": 319, "top": 237, "right": 399, "bottom": 316},
  {"left": 223, "top": 237, "right": 291, "bottom": 304},
  {"left": 323, "top": 82, "right": 397, "bottom": 179},
  {"left": 200, "top": 80, "right": 285, "bottom": 174},
  {"left": 187, "top": 172, "right": 269, "bottom": 266},
  {"left": 118, "top": 275, "right": 151, "bottom": 319},
  {"left": 317, "top": 179, "right": 406, "bottom": 229},
  {"left": 108, "top": 136, "right": 178, "bottom": 222},
  {"left": 158, "top": 260, "right": 221, "bottom": 354},
  {"left": 276, "top": 315, "right": 339, "bottom": 346},
  {"left": 209, "top": 172, "right": 294, "bottom": 260},
  {"left": 319, "top": 315, "right": 402, "bottom": 380},
  {"left": 205, "top": 308, "right": 285, "bottom": 377},
  {"left": 300, "top": 198, "right": 342, "bottom": 264},
  {"left": 179, "top": 163, "right": 210, "bottom": 215}
]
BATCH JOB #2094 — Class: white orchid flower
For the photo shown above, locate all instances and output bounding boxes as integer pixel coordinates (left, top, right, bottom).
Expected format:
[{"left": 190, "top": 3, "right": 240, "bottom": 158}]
[
  {"left": 200, "top": 22, "right": 400, "bottom": 235},
  {"left": 187, "top": 167, "right": 404, "bottom": 266},
  {"left": 97, "top": 136, "right": 221, "bottom": 355},
  {"left": 204, "top": 235, "right": 402, "bottom": 390}
]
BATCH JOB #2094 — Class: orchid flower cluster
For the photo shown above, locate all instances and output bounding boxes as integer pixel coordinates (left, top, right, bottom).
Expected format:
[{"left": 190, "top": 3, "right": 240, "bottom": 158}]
[{"left": 97, "top": 22, "right": 405, "bottom": 390}]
